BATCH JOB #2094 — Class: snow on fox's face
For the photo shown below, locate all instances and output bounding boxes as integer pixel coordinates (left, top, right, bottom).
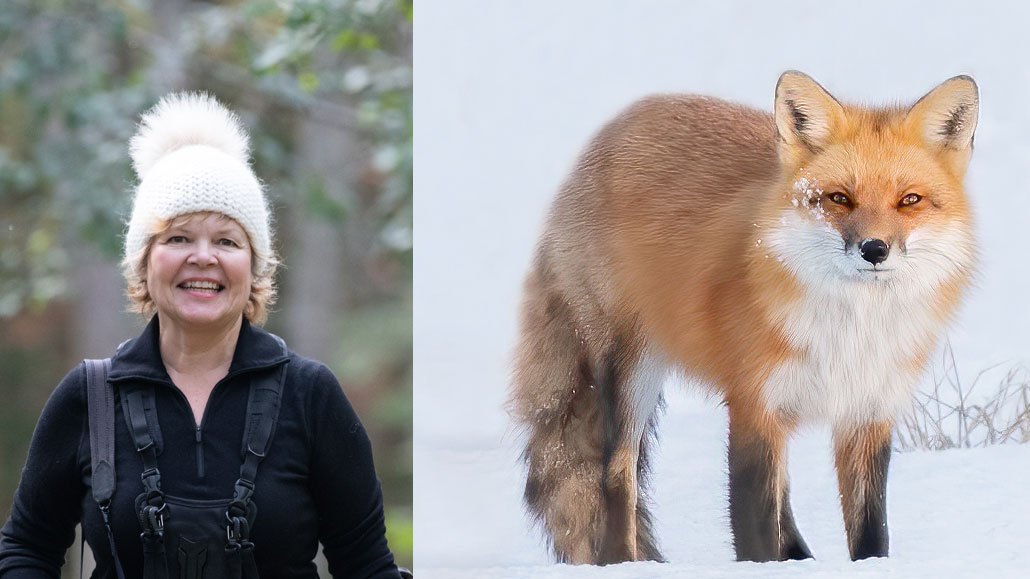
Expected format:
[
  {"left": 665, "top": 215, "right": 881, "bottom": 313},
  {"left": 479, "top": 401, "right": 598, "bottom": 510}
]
[{"left": 765, "top": 142, "right": 976, "bottom": 293}]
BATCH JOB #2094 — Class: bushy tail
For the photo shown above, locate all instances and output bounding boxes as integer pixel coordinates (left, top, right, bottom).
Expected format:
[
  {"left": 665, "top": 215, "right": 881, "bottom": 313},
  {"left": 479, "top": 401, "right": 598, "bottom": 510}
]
[{"left": 510, "top": 264, "right": 663, "bottom": 564}]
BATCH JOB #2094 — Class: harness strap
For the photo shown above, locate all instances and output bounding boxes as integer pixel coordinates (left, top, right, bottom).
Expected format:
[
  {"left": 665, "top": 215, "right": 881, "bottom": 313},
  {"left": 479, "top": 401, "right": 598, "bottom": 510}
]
[
  {"left": 226, "top": 334, "right": 288, "bottom": 579},
  {"left": 228, "top": 365, "right": 285, "bottom": 516},
  {"left": 241, "top": 543, "right": 259, "bottom": 578},
  {"left": 228, "top": 334, "right": 287, "bottom": 521},
  {"left": 225, "top": 506, "right": 260, "bottom": 579},
  {"left": 86, "top": 358, "right": 116, "bottom": 505},
  {"left": 123, "top": 385, "right": 169, "bottom": 578},
  {"left": 123, "top": 387, "right": 166, "bottom": 508},
  {"left": 84, "top": 357, "right": 127, "bottom": 579},
  {"left": 117, "top": 332, "right": 288, "bottom": 579},
  {"left": 142, "top": 532, "right": 170, "bottom": 579}
]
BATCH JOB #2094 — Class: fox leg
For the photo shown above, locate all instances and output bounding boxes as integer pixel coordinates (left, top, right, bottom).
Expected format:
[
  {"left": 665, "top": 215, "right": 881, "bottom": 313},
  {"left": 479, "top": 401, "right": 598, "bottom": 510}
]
[
  {"left": 597, "top": 344, "right": 665, "bottom": 564},
  {"left": 727, "top": 404, "right": 811, "bottom": 562},
  {"left": 630, "top": 389, "right": 664, "bottom": 563},
  {"left": 833, "top": 422, "right": 892, "bottom": 560}
]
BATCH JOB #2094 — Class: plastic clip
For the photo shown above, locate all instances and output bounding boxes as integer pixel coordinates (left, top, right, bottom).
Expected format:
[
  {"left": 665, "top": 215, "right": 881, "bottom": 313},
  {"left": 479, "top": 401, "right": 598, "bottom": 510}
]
[{"left": 140, "top": 503, "right": 165, "bottom": 535}]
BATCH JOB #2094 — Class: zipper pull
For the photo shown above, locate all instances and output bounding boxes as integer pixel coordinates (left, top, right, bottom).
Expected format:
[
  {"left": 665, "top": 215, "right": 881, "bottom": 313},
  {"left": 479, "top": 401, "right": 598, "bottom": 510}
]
[{"left": 195, "top": 427, "right": 205, "bottom": 478}]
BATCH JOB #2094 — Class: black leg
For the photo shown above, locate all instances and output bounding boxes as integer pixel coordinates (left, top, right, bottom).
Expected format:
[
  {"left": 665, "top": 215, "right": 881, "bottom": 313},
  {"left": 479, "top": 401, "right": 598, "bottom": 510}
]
[
  {"left": 834, "top": 422, "right": 892, "bottom": 560},
  {"left": 728, "top": 407, "right": 811, "bottom": 562}
]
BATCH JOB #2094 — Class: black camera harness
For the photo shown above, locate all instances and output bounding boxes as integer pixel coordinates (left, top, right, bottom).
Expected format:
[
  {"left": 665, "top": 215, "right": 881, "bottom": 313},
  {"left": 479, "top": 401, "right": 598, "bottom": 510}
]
[{"left": 84, "top": 334, "right": 287, "bottom": 579}]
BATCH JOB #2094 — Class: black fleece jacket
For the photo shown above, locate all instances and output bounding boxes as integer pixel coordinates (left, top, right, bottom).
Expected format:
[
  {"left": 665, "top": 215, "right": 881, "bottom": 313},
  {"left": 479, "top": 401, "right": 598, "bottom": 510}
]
[{"left": 0, "top": 316, "right": 401, "bottom": 578}]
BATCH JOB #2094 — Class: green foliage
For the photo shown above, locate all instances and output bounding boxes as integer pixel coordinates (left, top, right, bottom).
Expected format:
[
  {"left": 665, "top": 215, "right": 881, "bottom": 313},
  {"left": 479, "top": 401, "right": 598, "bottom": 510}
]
[
  {"left": 0, "top": 1, "right": 144, "bottom": 314},
  {"left": 385, "top": 506, "right": 414, "bottom": 570},
  {"left": 303, "top": 176, "right": 350, "bottom": 222},
  {"left": 252, "top": 4, "right": 414, "bottom": 522},
  {"left": 0, "top": 344, "right": 67, "bottom": 518},
  {"left": 247, "top": 0, "right": 413, "bottom": 253},
  {"left": 334, "top": 283, "right": 413, "bottom": 511}
]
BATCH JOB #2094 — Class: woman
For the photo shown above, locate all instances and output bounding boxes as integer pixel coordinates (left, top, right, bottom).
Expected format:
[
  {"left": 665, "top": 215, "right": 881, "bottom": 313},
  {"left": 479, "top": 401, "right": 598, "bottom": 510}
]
[{"left": 0, "top": 94, "right": 404, "bottom": 578}]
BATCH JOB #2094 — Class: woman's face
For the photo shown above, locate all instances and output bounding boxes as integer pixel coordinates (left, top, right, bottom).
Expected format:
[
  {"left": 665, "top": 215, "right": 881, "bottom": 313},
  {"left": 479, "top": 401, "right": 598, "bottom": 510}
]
[{"left": 147, "top": 212, "right": 253, "bottom": 332}]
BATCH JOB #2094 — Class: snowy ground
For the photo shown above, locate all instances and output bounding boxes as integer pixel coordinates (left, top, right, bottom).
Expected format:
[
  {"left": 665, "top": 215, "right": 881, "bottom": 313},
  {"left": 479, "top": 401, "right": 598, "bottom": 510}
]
[
  {"left": 414, "top": 1, "right": 1030, "bottom": 576},
  {"left": 416, "top": 388, "right": 1030, "bottom": 578}
]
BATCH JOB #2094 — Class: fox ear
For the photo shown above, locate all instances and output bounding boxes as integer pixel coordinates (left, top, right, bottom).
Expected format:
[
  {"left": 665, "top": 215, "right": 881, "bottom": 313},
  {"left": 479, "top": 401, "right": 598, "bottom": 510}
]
[
  {"left": 905, "top": 75, "right": 979, "bottom": 150},
  {"left": 774, "top": 71, "right": 846, "bottom": 152}
]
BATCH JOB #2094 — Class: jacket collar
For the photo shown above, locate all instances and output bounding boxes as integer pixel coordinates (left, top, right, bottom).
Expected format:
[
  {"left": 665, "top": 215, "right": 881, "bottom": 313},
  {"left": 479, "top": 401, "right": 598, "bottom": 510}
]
[{"left": 108, "top": 315, "right": 289, "bottom": 384}]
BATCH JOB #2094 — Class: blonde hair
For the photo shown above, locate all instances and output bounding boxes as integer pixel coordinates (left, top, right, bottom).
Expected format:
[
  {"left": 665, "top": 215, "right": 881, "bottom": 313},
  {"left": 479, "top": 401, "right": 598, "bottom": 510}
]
[{"left": 121, "top": 212, "right": 278, "bottom": 325}]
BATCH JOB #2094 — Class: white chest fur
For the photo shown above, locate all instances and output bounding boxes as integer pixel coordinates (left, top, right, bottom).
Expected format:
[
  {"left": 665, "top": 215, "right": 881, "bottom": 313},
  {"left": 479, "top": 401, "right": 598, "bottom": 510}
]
[
  {"left": 760, "top": 211, "right": 971, "bottom": 425},
  {"left": 762, "top": 282, "right": 943, "bottom": 424}
]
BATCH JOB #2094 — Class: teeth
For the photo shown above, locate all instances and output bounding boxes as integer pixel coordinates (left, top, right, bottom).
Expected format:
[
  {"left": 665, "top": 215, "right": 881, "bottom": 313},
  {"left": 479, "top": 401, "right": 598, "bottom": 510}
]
[{"left": 181, "top": 281, "right": 221, "bottom": 291}]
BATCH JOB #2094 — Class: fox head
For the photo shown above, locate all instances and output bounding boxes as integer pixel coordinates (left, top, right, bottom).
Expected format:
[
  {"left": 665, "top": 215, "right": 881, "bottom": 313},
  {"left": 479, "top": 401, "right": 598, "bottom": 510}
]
[{"left": 765, "top": 71, "right": 978, "bottom": 293}]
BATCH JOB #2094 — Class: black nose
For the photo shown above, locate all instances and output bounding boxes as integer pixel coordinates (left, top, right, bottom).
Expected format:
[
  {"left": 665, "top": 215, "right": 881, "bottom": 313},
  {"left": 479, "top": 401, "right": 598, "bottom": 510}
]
[{"left": 859, "top": 239, "right": 889, "bottom": 264}]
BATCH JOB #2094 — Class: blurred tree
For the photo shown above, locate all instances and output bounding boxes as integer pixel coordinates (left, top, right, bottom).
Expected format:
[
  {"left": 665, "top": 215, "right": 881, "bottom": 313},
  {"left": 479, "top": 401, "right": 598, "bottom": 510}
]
[{"left": 0, "top": 0, "right": 412, "bottom": 573}]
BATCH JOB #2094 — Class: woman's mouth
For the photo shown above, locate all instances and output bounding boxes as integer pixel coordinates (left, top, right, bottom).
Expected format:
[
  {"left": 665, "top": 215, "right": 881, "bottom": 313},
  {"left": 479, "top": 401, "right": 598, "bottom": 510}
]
[{"left": 178, "top": 280, "right": 224, "bottom": 294}]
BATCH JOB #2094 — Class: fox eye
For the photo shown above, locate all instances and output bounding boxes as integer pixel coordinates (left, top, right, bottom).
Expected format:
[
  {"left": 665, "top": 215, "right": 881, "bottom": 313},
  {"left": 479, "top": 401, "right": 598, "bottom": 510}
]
[
  {"left": 899, "top": 193, "right": 922, "bottom": 207},
  {"left": 828, "top": 192, "right": 851, "bottom": 206}
]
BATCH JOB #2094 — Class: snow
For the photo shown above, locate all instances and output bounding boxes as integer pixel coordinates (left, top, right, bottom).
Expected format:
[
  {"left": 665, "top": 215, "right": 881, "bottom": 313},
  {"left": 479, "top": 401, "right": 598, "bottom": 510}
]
[
  {"left": 414, "top": 0, "right": 1030, "bottom": 576},
  {"left": 416, "top": 389, "right": 1030, "bottom": 577}
]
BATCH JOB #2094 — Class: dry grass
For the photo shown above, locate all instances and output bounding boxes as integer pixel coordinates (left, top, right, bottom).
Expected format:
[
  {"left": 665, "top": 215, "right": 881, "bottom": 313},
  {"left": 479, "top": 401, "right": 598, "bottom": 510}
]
[{"left": 895, "top": 342, "right": 1030, "bottom": 451}]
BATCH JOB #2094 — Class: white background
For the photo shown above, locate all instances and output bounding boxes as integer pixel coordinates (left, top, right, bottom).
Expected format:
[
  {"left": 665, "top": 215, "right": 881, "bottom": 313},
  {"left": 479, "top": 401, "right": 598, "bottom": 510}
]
[{"left": 414, "top": 1, "right": 1030, "bottom": 576}]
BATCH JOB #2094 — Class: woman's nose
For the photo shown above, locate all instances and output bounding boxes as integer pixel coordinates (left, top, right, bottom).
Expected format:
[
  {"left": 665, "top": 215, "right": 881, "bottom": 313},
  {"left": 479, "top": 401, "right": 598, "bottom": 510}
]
[{"left": 187, "top": 240, "right": 217, "bottom": 265}]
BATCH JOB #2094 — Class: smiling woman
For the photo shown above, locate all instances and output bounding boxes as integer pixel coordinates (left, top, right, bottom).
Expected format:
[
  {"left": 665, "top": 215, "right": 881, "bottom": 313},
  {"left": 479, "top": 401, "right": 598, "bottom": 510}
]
[
  {"left": 145, "top": 213, "right": 256, "bottom": 330},
  {"left": 124, "top": 213, "right": 279, "bottom": 326},
  {"left": 0, "top": 93, "right": 405, "bottom": 579}
]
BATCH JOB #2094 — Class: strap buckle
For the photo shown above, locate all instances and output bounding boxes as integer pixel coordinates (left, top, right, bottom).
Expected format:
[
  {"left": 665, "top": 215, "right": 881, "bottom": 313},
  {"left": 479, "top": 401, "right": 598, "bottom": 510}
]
[
  {"left": 140, "top": 467, "right": 161, "bottom": 494},
  {"left": 227, "top": 478, "right": 255, "bottom": 518}
]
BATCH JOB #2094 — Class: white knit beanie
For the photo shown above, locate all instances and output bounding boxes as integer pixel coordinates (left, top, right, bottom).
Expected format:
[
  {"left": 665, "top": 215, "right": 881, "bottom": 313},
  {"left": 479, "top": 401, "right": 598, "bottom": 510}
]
[{"left": 125, "top": 92, "right": 272, "bottom": 276}]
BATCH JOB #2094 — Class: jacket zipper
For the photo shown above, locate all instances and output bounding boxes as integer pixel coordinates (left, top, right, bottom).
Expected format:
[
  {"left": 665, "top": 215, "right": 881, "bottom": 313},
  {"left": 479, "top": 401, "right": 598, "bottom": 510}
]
[
  {"left": 121, "top": 378, "right": 211, "bottom": 479},
  {"left": 195, "top": 426, "right": 205, "bottom": 478}
]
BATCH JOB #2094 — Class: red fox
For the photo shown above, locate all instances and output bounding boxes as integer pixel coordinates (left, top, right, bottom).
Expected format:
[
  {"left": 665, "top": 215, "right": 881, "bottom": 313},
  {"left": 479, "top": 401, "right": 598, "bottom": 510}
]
[{"left": 510, "top": 71, "right": 978, "bottom": 564}]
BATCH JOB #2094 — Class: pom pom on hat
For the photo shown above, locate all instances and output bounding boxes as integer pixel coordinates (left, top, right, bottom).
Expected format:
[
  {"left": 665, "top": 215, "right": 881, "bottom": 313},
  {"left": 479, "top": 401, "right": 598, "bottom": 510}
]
[
  {"left": 124, "top": 92, "right": 272, "bottom": 276},
  {"left": 129, "top": 92, "right": 251, "bottom": 180}
]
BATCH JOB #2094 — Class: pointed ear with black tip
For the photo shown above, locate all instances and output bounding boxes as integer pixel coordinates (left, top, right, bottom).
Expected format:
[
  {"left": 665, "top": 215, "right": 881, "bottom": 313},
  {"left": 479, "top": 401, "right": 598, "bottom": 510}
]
[
  {"left": 905, "top": 75, "right": 979, "bottom": 151},
  {"left": 774, "top": 71, "right": 847, "bottom": 156}
]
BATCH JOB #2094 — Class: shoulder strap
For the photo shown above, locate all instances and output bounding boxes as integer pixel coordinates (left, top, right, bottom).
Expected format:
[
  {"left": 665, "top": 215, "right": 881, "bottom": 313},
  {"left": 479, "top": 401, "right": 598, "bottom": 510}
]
[
  {"left": 226, "top": 334, "right": 288, "bottom": 570},
  {"left": 121, "top": 384, "right": 169, "bottom": 579},
  {"left": 85, "top": 358, "right": 115, "bottom": 507},
  {"left": 84, "top": 357, "right": 127, "bottom": 579},
  {"left": 121, "top": 385, "right": 164, "bottom": 507},
  {"left": 229, "top": 333, "right": 288, "bottom": 518},
  {"left": 239, "top": 333, "right": 288, "bottom": 460}
]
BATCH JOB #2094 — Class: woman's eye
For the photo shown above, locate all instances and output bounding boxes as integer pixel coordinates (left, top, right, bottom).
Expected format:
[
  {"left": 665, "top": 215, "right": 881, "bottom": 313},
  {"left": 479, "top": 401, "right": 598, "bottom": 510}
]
[
  {"left": 829, "top": 192, "right": 850, "bottom": 206},
  {"left": 167, "top": 235, "right": 187, "bottom": 243},
  {"left": 218, "top": 238, "right": 239, "bottom": 247},
  {"left": 900, "top": 193, "right": 922, "bottom": 206}
]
